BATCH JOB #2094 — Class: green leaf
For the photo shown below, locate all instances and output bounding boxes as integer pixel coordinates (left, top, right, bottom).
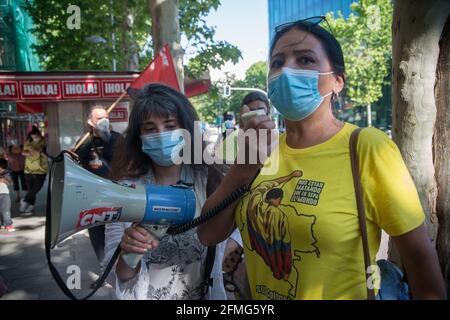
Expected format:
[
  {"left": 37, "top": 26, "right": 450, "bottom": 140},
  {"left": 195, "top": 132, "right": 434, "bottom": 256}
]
[{"left": 327, "top": 0, "right": 392, "bottom": 106}]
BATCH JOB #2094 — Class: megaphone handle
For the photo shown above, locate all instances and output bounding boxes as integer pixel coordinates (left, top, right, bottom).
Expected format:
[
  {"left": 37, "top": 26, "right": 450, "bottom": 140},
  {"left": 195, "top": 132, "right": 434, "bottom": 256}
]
[
  {"left": 121, "top": 252, "right": 144, "bottom": 269},
  {"left": 121, "top": 224, "right": 169, "bottom": 269}
]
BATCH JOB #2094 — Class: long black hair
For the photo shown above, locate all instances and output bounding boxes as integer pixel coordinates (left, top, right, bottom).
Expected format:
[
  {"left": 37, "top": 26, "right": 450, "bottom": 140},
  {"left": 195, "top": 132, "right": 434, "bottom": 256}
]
[
  {"left": 111, "top": 83, "right": 206, "bottom": 180},
  {"left": 270, "top": 20, "right": 346, "bottom": 81}
]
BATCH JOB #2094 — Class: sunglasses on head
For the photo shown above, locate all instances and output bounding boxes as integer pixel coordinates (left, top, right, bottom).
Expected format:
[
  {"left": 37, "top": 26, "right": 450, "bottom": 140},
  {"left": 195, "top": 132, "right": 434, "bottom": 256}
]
[{"left": 274, "top": 15, "right": 334, "bottom": 36}]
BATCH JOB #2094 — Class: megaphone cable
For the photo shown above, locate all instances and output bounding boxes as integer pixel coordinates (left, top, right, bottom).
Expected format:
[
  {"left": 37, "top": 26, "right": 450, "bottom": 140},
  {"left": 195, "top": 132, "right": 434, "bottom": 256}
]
[
  {"left": 45, "top": 150, "right": 122, "bottom": 300},
  {"left": 166, "top": 183, "right": 250, "bottom": 236}
]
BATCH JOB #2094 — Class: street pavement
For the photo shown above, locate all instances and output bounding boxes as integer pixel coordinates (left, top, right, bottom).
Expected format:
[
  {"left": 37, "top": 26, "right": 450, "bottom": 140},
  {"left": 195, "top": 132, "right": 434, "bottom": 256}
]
[{"left": 0, "top": 179, "right": 115, "bottom": 300}]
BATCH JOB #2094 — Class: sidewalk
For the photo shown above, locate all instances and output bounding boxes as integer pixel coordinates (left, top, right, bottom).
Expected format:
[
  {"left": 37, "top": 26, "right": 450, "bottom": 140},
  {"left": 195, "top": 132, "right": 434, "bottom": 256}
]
[{"left": 0, "top": 180, "right": 115, "bottom": 300}]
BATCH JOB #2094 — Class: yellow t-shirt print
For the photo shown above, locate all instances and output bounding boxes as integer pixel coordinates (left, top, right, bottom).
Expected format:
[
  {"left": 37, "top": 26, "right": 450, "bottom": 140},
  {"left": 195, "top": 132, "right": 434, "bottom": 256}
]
[
  {"left": 236, "top": 123, "right": 425, "bottom": 300},
  {"left": 240, "top": 170, "right": 321, "bottom": 299}
]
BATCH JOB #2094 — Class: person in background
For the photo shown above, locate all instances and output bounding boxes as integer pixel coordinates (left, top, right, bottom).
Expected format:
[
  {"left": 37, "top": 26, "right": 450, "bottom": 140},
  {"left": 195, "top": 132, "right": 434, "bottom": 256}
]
[
  {"left": 0, "top": 159, "right": 14, "bottom": 232},
  {"left": 74, "top": 105, "right": 124, "bottom": 279},
  {"left": 20, "top": 126, "right": 48, "bottom": 214},
  {"left": 239, "top": 91, "right": 271, "bottom": 127},
  {"left": 215, "top": 92, "right": 271, "bottom": 165},
  {"left": 7, "top": 141, "right": 27, "bottom": 202},
  {"left": 222, "top": 111, "right": 236, "bottom": 138}
]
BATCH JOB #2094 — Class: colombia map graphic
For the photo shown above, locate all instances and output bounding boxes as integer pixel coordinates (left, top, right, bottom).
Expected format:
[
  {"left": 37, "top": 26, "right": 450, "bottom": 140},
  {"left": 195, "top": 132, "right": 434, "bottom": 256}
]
[{"left": 238, "top": 170, "right": 321, "bottom": 298}]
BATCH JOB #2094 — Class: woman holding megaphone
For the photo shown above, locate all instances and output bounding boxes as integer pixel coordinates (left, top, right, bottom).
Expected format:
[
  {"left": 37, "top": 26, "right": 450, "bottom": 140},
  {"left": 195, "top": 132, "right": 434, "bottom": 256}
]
[{"left": 105, "top": 83, "right": 243, "bottom": 300}]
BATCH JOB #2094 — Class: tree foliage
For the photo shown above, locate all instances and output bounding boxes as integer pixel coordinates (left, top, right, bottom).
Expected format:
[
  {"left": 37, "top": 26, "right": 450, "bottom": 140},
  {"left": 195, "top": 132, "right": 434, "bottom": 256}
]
[
  {"left": 23, "top": 0, "right": 150, "bottom": 70},
  {"left": 192, "top": 61, "right": 268, "bottom": 123},
  {"left": 180, "top": 0, "right": 241, "bottom": 78},
  {"left": 327, "top": 0, "right": 392, "bottom": 107},
  {"left": 23, "top": 0, "right": 241, "bottom": 74}
]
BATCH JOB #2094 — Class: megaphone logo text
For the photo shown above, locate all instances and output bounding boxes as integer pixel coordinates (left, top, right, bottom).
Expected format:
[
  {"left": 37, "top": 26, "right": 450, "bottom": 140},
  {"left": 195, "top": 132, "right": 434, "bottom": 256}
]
[{"left": 76, "top": 207, "right": 123, "bottom": 229}]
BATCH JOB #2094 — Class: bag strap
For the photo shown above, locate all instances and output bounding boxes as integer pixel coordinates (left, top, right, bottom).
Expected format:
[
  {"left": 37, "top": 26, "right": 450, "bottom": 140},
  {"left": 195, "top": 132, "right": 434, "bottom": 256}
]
[
  {"left": 349, "top": 128, "right": 376, "bottom": 300},
  {"left": 201, "top": 245, "right": 216, "bottom": 299},
  {"left": 200, "top": 165, "right": 221, "bottom": 299}
]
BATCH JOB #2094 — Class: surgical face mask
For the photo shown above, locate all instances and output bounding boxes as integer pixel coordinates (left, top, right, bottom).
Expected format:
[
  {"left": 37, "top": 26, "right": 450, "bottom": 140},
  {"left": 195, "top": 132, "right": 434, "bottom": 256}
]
[
  {"left": 96, "top": 118, "right": 110, "bottom": 132},
  {"left": 141, "top": 129, "right": 186, "bottom": 167},
  {"left": 224, "top": 120, "right": 235, "bottom": 129},
  {"left": 95, "top": 118, "right": 111, "bottom": 142},
  {"left": 268, "top": 67, "right": 333, "bottom": 121}
]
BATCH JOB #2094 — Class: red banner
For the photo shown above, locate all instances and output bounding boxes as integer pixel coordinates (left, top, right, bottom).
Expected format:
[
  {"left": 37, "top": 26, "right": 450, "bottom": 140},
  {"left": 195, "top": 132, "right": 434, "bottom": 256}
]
[
  {"left": 0, "top": 81, "right": 19, "bottom": 99},
  {"left": 109, "top": 107, "right": 128, "bottom": 122},
  {"left": 16, "top": 102, "right": 44, "bottom": 114},
  {"left": 20, "top": 81, "right": 61, "bottom": 100},
  {"left": 103, "top": 80, "right": 132, "bottom": 97},
  {"left": 62, "top": 80, "right": 101, "bottom": 99},
  {"left": 0, "top": 71, "right": 210, "bottom": 102},
  {"left": 0, "top": 78, "right": 136, "bottom": 101}
]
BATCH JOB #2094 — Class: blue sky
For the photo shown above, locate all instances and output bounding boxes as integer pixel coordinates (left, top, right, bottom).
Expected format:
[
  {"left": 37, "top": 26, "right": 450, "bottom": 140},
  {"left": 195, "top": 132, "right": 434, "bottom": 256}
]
[{"left": 204, "top": 0, "right": 269, "bottom": 81}]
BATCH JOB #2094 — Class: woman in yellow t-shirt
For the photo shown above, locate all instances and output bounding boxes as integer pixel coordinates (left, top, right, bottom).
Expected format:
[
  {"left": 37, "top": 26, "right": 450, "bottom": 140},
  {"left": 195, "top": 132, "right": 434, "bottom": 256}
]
[
  {"left": 20, "top": 126, "right": 48, "bottom": 213},
  {"left": 198, "top": 17, "right": 446, "bottom": 300}
]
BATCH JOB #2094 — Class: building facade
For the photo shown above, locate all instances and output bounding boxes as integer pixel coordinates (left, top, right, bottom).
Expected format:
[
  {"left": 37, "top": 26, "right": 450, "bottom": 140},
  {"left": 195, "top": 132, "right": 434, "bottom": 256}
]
[
  {"left": 0, "top": 0, "right": 41, "bottom": 116},
  {"left": 268, "top": 0, "right": 354, "bottom": 43},
  {"left": 0, "top": 0, "right": 41, "bottom": 72}
]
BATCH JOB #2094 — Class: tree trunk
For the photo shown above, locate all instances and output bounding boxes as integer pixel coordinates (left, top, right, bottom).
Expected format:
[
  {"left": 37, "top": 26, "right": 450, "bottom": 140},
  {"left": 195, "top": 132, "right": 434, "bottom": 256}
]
[
  {"left": 391, "top": 1, "right": 450, "bottom": 276},
  {"left": 435, "top": 15, "right": 450, "bottom": 295},
  {"left": 392, "top": 0, "right": 450, "bottom": 243},
  {"left": 148, "top": 0, "right": 184, "bottom": 92},
  {"left": 121, "top": 1, "right": 139, "bottom": 71}
]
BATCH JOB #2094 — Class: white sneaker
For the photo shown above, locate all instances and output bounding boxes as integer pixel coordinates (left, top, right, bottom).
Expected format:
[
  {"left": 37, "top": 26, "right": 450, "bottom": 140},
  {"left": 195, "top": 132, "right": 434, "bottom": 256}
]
[{"left": 19, "top": 200, "right": 29, "bottom": 212}]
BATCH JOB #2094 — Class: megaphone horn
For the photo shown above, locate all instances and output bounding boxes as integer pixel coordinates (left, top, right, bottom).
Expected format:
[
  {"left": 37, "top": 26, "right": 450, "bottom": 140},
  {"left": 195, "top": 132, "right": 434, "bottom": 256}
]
[{"left": 49, "top": 153, "right": 197, "bottom": 249}]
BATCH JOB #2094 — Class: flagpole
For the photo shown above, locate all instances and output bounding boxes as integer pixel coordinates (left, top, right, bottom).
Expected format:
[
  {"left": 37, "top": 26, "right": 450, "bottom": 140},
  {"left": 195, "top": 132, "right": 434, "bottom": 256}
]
[
  {"left": 71, "top": 44, "right": 178, "bottom": 152},
  {"left": 72, "top": 90, "right": 128, "bottom": 152}
]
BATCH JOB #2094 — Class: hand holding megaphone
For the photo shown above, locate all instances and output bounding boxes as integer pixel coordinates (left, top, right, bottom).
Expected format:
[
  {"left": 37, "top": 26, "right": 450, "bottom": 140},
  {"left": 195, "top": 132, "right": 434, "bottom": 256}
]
[
  {"left": 240, "top": 105, "right": 267, "bottom": 127},
  {"left": 121, "top": 224, "right": 159, "bottom": 254},
  {"left": 237, "top": 104, "right": 277, "bottom": 167},
  {"left": 120, "top": 224, "right": 160, "bottom": 269}
]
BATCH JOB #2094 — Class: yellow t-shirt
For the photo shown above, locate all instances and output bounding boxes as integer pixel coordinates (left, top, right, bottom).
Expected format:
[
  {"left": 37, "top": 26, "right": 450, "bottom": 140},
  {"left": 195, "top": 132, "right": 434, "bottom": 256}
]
[
  {"left": 24, "top": 139, "right": 48, "bottom": 174},
  {"left": 234, "top": 123, "right": 424, "bottom": 300}
]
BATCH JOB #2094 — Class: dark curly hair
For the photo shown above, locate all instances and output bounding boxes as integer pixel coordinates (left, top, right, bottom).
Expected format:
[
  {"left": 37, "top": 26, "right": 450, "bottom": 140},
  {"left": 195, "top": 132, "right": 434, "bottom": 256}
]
[{"left": 111, "top": 83, "right": 207, "bottom": 180}]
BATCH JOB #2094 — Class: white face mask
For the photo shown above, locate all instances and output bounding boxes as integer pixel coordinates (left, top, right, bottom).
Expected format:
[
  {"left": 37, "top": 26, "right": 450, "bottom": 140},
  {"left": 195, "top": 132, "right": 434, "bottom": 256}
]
[{"left": 96, "top": 118, "right": 110, "bottom": 132}]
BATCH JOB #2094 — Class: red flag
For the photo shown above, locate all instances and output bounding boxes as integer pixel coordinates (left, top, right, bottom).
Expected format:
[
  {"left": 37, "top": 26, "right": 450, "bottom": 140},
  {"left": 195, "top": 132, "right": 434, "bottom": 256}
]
[{"left": 127, "top": 44, "right": 180, "bottom": 93}]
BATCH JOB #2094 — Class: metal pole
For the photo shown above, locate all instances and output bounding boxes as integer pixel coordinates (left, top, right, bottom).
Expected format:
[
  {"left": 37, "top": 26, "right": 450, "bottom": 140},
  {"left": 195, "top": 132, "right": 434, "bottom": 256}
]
[
  {"left": 110, "top": 0, "right": 117, "bottom": 71},
  {"left": 229, "top": 87, "right": 267, "bottom": 95},
  {"left": 218, "top": 96, "right": 222, "bottom": 134}
]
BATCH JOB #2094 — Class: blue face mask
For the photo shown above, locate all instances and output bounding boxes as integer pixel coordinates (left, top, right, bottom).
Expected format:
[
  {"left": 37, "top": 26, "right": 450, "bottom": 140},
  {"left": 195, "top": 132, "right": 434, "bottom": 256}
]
[
  {"left": 141, "top": 129, "right": 186, "bottom": 167},
  {"left": 268, "top": 67, "right": 333, "bottom": 121},
  {"left": 224, "top": 120, "right": 235, "bottom": 129}
]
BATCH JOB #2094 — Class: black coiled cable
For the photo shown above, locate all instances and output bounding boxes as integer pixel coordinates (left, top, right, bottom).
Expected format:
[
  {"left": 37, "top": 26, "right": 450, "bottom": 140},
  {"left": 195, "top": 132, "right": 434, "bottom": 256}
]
[{"left": 166, "top": 183, "right": 250, "bottom": 236}]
